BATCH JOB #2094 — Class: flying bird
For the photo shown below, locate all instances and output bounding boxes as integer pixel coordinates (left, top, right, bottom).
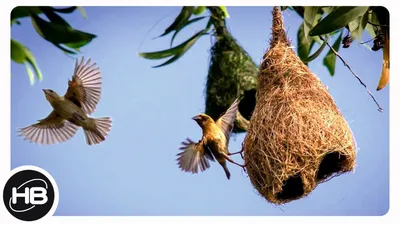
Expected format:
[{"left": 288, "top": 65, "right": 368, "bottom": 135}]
[
  {"left": 19, "top": 57, "right": 112, "bottom": 146},
  {"left": 177, "top": 97, "right": 245, "bottom": 179}
]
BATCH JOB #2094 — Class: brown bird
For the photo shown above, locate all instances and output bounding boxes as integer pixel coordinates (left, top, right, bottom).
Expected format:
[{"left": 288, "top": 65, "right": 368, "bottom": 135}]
[
  {"left": 19, "top": 57, "right": 112, "bottom": 145},
  {"left": 177, "top": 98, "right": 245, "bottom": 179}
]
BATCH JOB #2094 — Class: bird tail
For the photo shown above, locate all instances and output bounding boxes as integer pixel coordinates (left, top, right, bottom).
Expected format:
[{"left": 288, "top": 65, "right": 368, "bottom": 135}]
[
  {"left": 220, "top": 161, "right": 231, "bottom": 180},
  {"left": 83, "top": 117, "right": 112, "bottom": 145}
]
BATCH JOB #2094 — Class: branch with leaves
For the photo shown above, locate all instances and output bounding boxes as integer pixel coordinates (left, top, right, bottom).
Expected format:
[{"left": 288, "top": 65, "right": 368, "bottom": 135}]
[
  {"left": 139, "top": 6, "right": 230, "bottom": 68},
  {"left": 283, "top": 6, "right": 390, "bottom": 92},
  {"left": 11, "top": 6, "right": 96, "bottom": 85}
]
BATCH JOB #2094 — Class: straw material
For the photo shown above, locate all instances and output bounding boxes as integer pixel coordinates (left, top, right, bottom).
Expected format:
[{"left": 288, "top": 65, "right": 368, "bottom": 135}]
[{"left": 243, "top": 6, "right": 357, "bottom": 205}]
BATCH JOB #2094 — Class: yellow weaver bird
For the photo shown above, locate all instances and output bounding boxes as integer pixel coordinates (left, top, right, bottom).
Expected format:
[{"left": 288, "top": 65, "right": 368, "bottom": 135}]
[
  {"left": 177, "top": 97, "right": 245, "bottom": 179},
  {"left": 19, "top": 57, "right": 112, "bottom": 145}
]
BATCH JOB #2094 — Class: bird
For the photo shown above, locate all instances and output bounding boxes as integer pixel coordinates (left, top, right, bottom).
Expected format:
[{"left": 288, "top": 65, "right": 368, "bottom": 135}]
[
  {"left": 177, "top": 97, "right": 246, "bottom": 179},
  {"left": 18, "top": 57, "right": 112, "bottom": 146}
]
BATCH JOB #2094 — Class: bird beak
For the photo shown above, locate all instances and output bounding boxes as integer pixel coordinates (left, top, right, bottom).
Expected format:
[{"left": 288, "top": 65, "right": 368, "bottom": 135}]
[
  {"left": 192, "top": 115, "right": 200, "bottom": 121},
  {"left": 42, "top": 89, "right": 51, "bottom": 95}
]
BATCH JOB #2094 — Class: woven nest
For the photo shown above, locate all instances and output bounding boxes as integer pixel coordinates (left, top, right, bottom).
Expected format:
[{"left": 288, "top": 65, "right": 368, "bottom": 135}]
[
  {"left": 243, "top": 7, "right": 357, "bottom": 205},
  {"left": 205, "top": 20, "right": 258, "bottom": 133}
]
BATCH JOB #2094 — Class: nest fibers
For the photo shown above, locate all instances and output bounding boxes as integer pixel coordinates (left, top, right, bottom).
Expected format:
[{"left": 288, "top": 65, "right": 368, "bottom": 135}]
[{"left": 243, "top": 7, "right": 357, "bottom": 205}]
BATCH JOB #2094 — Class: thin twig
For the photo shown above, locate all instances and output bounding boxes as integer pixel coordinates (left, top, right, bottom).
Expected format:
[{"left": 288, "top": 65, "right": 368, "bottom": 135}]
[
  {"left": 319, "top": 35, "right": 383, "bottom": 112},
  {"left": 367, "top": 21, "right": 388, "bottom": 28},
  {"left": 360, "top": 37, "right": 375, "bottom": 45}
]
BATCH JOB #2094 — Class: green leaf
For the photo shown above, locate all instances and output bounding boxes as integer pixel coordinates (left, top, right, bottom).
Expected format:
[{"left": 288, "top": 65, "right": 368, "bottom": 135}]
[
  {"left": 323, "top": 32, "right": 342, "bottom": 76},
  {"left": 362, "top": 43, "right": 373, "bottom": 51},
  {"left": 348, "top": 16, "right": 361, "bottom": 40},
  {"left": 53, "top": 43, "right": 78, "bottom": 55},
  {"left": 11, "top": 19, "right": 21, "bottom": 25},
  {"left": 40, "top": 7, "right": 71, "bottom": 27},
  {"left": 218, "top": 6, "right": 229, "bottom": 18},
  {"left": 303, "top": 7, "right": 319, "bottom": 41},
  {"left": 49, "top": 7, "right": 78, "bottom": 14},
  {"left": 170, "top": 16, "right": 207, "bottom": 47},
  {"left": 11, "top": 6, "right": 42, "bottom": 20},
  {"left": 205, "top": 17, "right": 213, "bottom": 29},
  {"left": 25, "top": 64, "right": 35, "bottom": 85},
  {"left": 305, "top": 35, "right": 328, "bottom": 63},
  {"left": 348, "top": 12, "right": 368, "bottom": 43},
  {"left": 292, "top": 6, "right": 305, "bottom": 18},
  {"left": 365, "top": 10, "right": 378, "bottom": 38},
  {"left": 280, "top": 6, "right": 289, "bottom": 11},
  {"left": 365, "top": 23, "right": 376, "bottom": 38},
  {"left": 159, "top": 6, "right": 195, "bottom": 37},
  {"left": 194, "top": 6, "right": 206, "bottom": 15},
  {"left": 77, "top": 7, "right": 87, "bottom": 19},
  {"left": 348, "top": 16, "right": 360, "bottom": 32},
  {"left": 321, "top": 6, "right": 338, "bottom": 15},
  {"left": 63, "top": 40, "right": 89, "bottom": 50},
  {"left": 30, "top": 13, "right": 96, "bottom": 45},
  {"left": 140, "top": 29, "right": 207, "bottom": 60},
  {"left": 139, "top": 45, "right": 181, "bottom": 60},
  {"left": 11, "top": 39, "right": 26, "bottom": 63},
  {"left": 50, "top": 6, "right": 86, "bottom": 18},
  {"left": 11, "top": 39, "right": 43, "bottom": 82},
  {"left": 23, "top": 46, "right": 43, "bottom": 81},
  {"left": 309, "top": 7, "right": 369, "bottom": 36},
  {"left": 140, "top": 30, "right": 208, "bottom": 67},
  {"left": 357, "top": 12, "right": 369, "bottom": 42},
  {"left": 297, "top": 21, "right": 315, "bottom": 64}
]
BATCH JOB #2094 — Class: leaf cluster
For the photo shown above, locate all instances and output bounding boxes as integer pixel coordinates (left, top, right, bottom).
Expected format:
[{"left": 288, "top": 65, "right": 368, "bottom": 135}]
[
  {"left": 282, "top": 6, "right": 389, "bottom": 77},
  {"left": 139, "top": 6, "right": 229, "bottom": 68},
  {"left": 11, "top": 6, "right": 96, "bottom": 84}
]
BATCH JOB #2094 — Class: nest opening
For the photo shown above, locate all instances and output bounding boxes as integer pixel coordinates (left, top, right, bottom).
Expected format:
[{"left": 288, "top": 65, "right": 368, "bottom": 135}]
[
  {"left": 238, "top": 89, "right": 257, "bottom": 120},
  {"left": 316, "top": 151, "right": 349, "bottom": 182},
  {"left": 276, "top": 173, "right": 304, "bottom": 201}
]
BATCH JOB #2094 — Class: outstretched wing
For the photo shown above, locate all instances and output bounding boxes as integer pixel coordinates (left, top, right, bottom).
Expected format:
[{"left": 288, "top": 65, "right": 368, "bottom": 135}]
[
  {"left": 19, "top": 111, "right": 79, "bottom": 145},
  {"left": 215, "top": 97, "right": 240, "bottom": 143},
  {"left": 177, "top": 137, "right": 215, "bottom": 174},
  {"left": 64, "top": 57, "right": 102, "bottom": 115}
]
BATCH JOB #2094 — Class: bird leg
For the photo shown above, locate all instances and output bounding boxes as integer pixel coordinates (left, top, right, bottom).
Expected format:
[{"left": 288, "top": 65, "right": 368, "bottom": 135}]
[
  {"left": 222, "top": 153, "right": 247, "bottom": 172},
  {"left": 228, "top": 142, "right": 245, "bottom": 159},
  {"left": 228, "top": 150, "right": 243, "bottom": 155}
]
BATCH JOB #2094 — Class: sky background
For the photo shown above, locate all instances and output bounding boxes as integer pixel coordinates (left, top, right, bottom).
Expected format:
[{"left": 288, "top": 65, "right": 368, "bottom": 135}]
[{"left": 10, "top": 7, "right": 389, "bottom": 216}]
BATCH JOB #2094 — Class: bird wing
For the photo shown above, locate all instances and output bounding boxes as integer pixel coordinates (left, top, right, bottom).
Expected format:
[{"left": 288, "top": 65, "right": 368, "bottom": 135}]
[
  {"left": 176, "top": 137, "right": 215, "bottom": 174},
  {"left": 63, "top": 57, "right": 102, "bottom": 115},
  {"left": 19, "top": 110, "right": 79, "bottom": 145},
  {"left": 215, "top": 97, "right": 240, "bottom": 143}
]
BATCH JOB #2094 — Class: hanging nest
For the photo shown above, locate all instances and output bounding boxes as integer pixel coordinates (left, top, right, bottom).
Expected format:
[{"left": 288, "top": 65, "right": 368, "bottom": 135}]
[
  {"left": 243, "top": 7, "right": 357, "bottom": 205},
  {"left": 205, "top": 8, "right": 258, "bottom": 133}
]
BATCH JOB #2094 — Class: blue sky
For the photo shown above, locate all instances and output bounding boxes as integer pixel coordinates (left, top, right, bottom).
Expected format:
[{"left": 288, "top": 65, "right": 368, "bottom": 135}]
[{"left": 10, "top": 6, "right": 389, "bottom": 216}]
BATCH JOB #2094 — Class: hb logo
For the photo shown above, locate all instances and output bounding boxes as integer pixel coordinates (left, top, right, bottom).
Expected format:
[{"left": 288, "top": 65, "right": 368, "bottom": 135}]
[{"left": 3, "top": 165, "right": 59, "bottom": 221}]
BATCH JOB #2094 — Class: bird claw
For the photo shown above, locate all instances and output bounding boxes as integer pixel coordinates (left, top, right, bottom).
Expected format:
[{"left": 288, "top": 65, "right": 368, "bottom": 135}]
[
  {"left": 228, "top": 142, "right": 245, "bottom": 159},
  {"left": 239, "top": 142, "right": 245, "bottom": 159},
  {"left": 241, "top": 163, "right": 247, "bottom": 173}
]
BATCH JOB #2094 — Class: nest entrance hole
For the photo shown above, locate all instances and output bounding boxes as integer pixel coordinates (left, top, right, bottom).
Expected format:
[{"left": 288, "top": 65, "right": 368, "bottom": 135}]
[
  {"left": 276, "top": 173, "right": 304, "bottom": 201},
  {"left": 239, "top": 89, "right": 257, "bottom": 120},
  {"left": 316, "top": 151, "right": 348, "bottom": 182}
]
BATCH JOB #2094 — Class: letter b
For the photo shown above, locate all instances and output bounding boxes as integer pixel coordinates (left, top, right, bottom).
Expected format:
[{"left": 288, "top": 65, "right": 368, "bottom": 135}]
[{"left": 29, "top": 187, "right": 48, "bottom": 205}]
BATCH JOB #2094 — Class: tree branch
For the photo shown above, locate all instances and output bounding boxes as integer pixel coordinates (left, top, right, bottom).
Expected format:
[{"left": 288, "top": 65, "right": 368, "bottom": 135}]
[{"left": 319, "top": 35, "right": 383, "bottom": 112}]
